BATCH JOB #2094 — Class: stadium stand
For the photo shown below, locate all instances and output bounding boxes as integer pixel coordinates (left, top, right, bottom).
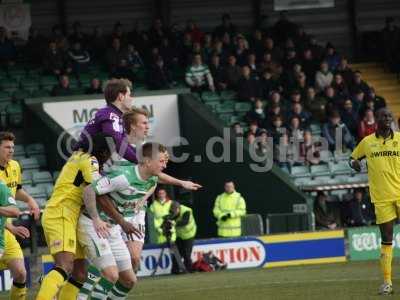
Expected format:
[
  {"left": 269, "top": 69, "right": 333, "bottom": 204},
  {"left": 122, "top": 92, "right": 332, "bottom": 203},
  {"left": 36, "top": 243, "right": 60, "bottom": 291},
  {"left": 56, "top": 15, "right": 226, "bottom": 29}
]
[{"left": 2, "top": 4, "right": 398, "bottom": 238}]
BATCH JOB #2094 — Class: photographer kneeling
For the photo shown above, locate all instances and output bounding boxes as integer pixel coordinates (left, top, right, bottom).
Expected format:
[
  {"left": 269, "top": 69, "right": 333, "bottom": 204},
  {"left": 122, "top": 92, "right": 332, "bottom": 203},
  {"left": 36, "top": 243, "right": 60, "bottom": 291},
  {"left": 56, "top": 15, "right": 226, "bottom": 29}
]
[{"left": 169, "top": 201, "right": 197, "bottom": 273}]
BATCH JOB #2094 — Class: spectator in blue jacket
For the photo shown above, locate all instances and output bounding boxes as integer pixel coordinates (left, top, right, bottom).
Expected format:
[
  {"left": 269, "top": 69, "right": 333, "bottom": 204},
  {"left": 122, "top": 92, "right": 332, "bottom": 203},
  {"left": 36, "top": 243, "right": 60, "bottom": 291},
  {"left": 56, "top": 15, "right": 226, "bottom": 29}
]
[{"left": 322, "top": 110, "right": 355, "bottom": 152}]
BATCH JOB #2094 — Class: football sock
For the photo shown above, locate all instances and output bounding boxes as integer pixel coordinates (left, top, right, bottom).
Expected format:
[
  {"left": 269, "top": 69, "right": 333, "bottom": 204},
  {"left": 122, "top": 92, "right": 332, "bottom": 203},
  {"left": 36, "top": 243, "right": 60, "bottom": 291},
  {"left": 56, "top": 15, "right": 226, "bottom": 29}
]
[
  {"left": 380, "top": 242, "right": 393, "bottom": 285},
  {"left": 108, "top": 280, "right": 132, "bottom": 300},
  {"left": 10, "top": 281, "right": 27, "bottom": 300},
  {"left": 36, "top": 267, "right": 68, "bottom": 300},
  {"left": 78, "top": 265, "right": 101, "bottom": 300},
  {"left": 90, "top": 277, "right": 114, "bottom": 300},
  {"left": 58, "top": 277, "right": 82, "bottom": 300}
]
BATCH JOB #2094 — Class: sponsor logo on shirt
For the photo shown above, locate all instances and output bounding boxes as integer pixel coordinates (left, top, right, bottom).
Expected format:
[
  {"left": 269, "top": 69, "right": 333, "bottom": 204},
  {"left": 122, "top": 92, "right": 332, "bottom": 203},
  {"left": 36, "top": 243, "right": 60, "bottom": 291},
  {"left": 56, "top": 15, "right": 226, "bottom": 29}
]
[
  {"left": 7, "top": 197, "right": 16, "bottom": 205},
  {"left": 370, "top": 151, "right": 400, "bottom": 158}
]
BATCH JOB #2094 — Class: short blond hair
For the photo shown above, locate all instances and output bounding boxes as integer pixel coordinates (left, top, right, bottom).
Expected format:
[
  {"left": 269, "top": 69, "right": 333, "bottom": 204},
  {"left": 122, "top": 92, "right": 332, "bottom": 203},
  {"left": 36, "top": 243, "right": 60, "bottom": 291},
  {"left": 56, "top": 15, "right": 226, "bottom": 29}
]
[{"left": 122, "top": 106, "right": 149, "bottom": 134}]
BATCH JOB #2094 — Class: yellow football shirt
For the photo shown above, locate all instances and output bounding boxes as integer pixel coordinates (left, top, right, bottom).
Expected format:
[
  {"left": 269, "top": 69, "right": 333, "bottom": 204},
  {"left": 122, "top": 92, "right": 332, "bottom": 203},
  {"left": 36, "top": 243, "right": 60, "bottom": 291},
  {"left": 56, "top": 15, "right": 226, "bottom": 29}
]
[
  {"left": 351, "top": 131, "right": 400, "bottom": 203},
  {"left": 0, "top": 159, "right": 21, "bottom": 197},
  {"left": 46, "top": 151, "right": 100, "bottom": 215}
]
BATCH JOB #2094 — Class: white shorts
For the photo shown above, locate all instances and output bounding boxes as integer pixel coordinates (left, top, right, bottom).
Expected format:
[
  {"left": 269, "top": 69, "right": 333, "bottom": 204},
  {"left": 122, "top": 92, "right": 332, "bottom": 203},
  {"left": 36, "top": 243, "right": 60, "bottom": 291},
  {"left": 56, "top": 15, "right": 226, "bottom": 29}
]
[
  {"left": 120, "top": 211, "right": 146, "bottom": 243},
  {"left": 78, "top": 214, "right": 132, "bottom": 272}
]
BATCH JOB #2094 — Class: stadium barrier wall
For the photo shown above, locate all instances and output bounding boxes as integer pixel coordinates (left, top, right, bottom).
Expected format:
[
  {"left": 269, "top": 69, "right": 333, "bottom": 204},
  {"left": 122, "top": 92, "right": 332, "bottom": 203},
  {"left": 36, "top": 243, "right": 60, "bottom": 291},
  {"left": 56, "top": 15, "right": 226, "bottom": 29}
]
[
  {"left": 40, "top": 230, "right": 346, "bottom": 277},
  {"left": 348, "top": 225, "right": 400, "bottom": 261}
]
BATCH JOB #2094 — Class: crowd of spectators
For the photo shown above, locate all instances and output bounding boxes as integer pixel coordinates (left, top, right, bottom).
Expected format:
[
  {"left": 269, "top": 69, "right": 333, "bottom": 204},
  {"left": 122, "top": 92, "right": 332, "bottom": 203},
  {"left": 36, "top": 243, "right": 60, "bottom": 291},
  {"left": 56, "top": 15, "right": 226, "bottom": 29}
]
[
  {"left": 0, "top": 12, "right": 393, "bottom": 231},
  {"left": 0, "top": 12, "right": 389, "bottom": 166}
]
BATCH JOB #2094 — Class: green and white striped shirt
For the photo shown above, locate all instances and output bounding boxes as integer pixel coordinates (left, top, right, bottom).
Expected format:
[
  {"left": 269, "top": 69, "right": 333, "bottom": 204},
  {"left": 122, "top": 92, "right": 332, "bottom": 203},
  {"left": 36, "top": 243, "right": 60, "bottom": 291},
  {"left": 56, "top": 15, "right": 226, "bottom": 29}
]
[
  {"left": 185, "top": 64, "right": 214, "bottom": 87},
  {"left": 92, "top": 164, "right": 158, "bottom": 221}
]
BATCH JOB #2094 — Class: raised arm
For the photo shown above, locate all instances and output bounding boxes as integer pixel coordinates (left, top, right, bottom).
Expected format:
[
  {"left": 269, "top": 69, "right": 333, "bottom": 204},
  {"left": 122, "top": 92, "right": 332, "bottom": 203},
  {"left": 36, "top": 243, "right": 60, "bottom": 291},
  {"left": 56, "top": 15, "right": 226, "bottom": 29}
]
[{"left": 158, "top": 172, "right": 202, "bottom": 190}]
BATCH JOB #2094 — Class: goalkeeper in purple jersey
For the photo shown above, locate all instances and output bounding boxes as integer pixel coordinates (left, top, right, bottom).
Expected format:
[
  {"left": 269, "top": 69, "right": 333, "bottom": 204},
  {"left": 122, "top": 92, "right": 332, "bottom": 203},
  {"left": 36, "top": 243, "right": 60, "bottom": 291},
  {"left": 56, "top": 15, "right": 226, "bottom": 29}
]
[{"left": 74, "top": 78, "right": 138, "bottom": 163}]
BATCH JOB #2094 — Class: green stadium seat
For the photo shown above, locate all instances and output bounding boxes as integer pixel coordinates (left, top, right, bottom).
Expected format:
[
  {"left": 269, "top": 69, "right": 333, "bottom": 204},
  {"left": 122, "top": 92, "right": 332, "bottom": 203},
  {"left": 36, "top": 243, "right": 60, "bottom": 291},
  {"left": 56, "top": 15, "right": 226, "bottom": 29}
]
[
  {"left": 347, "top": 173, "right": 368, "bottom": 183},
  {"left": 19, "top": 157, "right": 40, "bottom": 170},
  {"left": 1, "top": 79, "right": 19, "bottom": 94},
  {"left": 235, "top": 111, "right": 247, "bottom": 118},
  {"left": 220, "top": 90, "right": 236, "bottom": 101},
  {"left": 294, "top": 176, "right": 311, "bottom": 186},
  {"left": 87, "top": 64, "right": 102, "bottom": 73},
  {"left": 6, "top": 102, "right": 23, "bottom": 127},
  {"left": 53, "top": 171, "right": 60, "bottom": 182},
  {"left": 26, "top": 68, "right": 41, "bottom": 78},
  {"left": 215, "top": 102, "right": 235, "bottom": 114},
  {"left": 14, "top": 144, "right": 25, "bottom": 157},
  {"left": 12, "top": 90, "right": 30, "bottom": 101},
  {"left": 134, "top": 69, "right": 146, "bottom": 81},
  {"left": 229, "top": 115, "right": 242, "bottom": 124},
  {"left": 201, "top": 91, "right": 220, "bottom": 102},
  {"left": 330, "top": 161, "right": 353, "bottom": 176},
  {"left": 280, "top": 165, "right": 290, "bottom": 174},
  {"left": 40, "top": 76, "right": 58, "bottom": 89},
  {"left": 319, "top": 150, "right": 334, "bottom": 162},
  {"left": 334, "top": 150, "right": 352, "bottom": 161},
  {"left": 8, "top": 68, "right": 26, "bottom": 78},
  {"left": 290, "top": 165, "right": 310, "bottom": 178},
  {"left": 32, "top": 171, "right": 53, "bottom": 185},
  {"left": 31, "top": 89, "right": 50, "bottom": 98},
  {"left": 21, "top": 77, "right": 40, "bottom": 89},
  {"left": 0, "top": 90, "right": 10, "bottom": 101},
  {"left": 21, "top": 171, "right": 32, "bottom": 186},
  {"left": 23, "top": 185, "right": 47, "bottom": 199},
  {"left": 310, "top": 123, "right": 321, "bottom": 136},
  {"left": 309, "top": 175, "right": 332, "bottom": 185},
  {"left": 30, "top": 154, "right": 47, "bottom": 168},
  {"left": 205, "top": 101, "right": 219, "bottom": 112},
  {"left": 69, "top": 77, "right": 80, "bottom": 89},
  {"left": 79, "top": 73, "right": 92, "bottom": 87},
  {"left": 310, "top": 164, "right": 331, "bottom": 176},
  {"left": 23, "top": 185, "right": 48, "bottom": 208},
  {"left": 0, "top": 90, "right": 11, "bottom": 117},
  {"left": 322, "top": 176, "right": 346, "bottom": 185},
  {"left": 217, "top": 113, "right": 232, "bottom": 125},
  {"left": 234, "top": 102, "right": 252, "bottom": 113},
  {"left": 71, "top": 88, "right": 86, "bottom": 95},
  {"left": 43, "top": 183, "right": 54, "bottom": 198},
  {"left": 191, "top": 93, "right": 201, "bottom": 102}
]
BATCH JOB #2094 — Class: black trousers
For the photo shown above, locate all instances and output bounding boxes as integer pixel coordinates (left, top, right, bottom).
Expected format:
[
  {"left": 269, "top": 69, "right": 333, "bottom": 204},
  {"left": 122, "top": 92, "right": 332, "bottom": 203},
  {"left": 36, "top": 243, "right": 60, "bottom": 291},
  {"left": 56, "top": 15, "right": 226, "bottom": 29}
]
[{"left": 171, "top": 237, "right": 194, "bottom": 273}]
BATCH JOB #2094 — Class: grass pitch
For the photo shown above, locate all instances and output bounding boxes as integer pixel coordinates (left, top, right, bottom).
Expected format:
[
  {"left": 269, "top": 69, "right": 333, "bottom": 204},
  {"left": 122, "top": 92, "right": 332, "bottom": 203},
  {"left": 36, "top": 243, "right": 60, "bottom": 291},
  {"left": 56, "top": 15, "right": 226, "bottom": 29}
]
[{"left": 2, "top": 260, "right": 398, "bottom": 299}]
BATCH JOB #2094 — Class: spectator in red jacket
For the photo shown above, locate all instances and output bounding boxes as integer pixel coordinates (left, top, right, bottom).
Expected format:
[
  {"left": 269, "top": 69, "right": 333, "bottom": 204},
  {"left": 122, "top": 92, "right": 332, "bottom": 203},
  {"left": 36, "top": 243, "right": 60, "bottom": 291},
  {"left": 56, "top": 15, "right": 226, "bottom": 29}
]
[
  {"left": 358, "top": 108, "right": 377, "bottom": 140},
  {"left": 185, "top": 20, "right": 204, "bottom": 44}
]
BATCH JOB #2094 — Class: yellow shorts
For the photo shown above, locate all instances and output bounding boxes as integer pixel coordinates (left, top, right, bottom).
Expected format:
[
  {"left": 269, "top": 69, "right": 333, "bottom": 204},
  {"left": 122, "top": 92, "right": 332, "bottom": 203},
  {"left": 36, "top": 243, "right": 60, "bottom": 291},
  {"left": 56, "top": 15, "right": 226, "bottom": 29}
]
[
  {"left": 0, "top": 229, "right": 24, "bottom": 269},
  {"left": 42, "top": 206, "right": 84, "bottom": 259},
  {"left": 374, "top": 201, "right": 400, "bottom": 224}
]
